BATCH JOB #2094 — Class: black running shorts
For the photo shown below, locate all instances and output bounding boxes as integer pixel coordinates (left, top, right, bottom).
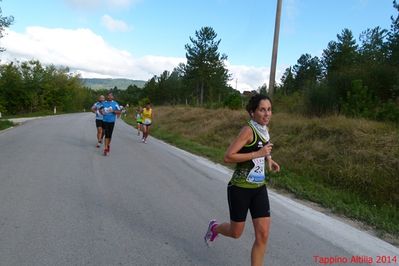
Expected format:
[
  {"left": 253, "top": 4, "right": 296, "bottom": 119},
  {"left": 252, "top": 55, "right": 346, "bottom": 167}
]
[
  {"left": 227, "top": 183, "right": 270, "bottom": 222},
  {"left": 102, "top": 122, "right": 115, "bottom": 138},
  {"left": 95, "top": 119, "right": 103, "bottom": 128}
]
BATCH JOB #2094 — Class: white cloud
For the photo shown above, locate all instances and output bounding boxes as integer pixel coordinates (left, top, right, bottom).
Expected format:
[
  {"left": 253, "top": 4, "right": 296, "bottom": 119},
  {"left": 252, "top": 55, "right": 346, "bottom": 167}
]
[
  {"left": 64, "top": 0, "right": 140, "bottom": 10},
  {"left": 0, "top": 27, "right": 184, "bottom": 81},
  {"left": 226, "top": 62, "right": 284, "bottom": 92},
  {"left": 0, "top": 26, "right": 282, "bottom": 92},
  {"left": 101, "top": 15, "right": 130, "bottom": 32}
]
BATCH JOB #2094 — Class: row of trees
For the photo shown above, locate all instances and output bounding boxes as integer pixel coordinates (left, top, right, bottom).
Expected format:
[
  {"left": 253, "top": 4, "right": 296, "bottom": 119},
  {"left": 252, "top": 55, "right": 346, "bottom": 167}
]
[
  {"left": 0, "top": 60, "right": 94, "bottom": 114},
  {"left": 277, "top": 1, "right": 399, "bottom": 122}
]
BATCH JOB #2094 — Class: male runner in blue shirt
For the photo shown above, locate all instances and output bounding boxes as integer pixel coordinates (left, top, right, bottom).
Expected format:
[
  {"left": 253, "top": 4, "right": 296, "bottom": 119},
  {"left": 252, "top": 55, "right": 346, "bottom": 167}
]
[{"left": 101, "top": 92, "right": 121, "bottom": 156}]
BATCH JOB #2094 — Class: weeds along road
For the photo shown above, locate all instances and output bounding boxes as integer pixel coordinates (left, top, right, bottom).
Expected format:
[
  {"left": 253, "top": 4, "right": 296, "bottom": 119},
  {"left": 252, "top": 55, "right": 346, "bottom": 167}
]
[{"left": 0, "top": 113, "right": 397, "bottom": 266}]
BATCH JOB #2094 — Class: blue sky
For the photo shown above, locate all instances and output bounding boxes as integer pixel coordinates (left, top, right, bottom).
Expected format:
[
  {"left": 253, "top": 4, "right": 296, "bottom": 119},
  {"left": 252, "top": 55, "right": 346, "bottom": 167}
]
[{"left": 0, "top": 0, "right": 396, "bottom": 91}]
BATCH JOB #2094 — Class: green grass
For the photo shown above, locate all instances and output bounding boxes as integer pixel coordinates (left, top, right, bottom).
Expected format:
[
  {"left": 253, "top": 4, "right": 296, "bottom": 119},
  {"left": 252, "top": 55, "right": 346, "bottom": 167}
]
[
  {"left": 123, "top": 106, "right": 399, "bottom": 244},
  {"left": 271, "top": 170, "right": 399, "bottom": 239},
  {"left": 0, "top": 120, "right": 14, "bottom": 130}
]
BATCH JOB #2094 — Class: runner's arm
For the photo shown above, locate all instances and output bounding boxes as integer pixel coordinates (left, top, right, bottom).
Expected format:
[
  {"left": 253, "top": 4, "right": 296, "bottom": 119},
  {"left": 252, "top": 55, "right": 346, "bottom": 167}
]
[
  {"left": 224, "top": 126, "right": 273, "bottom": 163},
  {"left": 224, "top": 126, "right": 253, "bottom": 163}
]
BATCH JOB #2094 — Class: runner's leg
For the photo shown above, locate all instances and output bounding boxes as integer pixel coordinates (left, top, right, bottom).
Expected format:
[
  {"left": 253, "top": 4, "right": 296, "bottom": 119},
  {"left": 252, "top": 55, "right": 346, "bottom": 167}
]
[{"left": 251, "top": 217, "right": 270, "bottom": 266}]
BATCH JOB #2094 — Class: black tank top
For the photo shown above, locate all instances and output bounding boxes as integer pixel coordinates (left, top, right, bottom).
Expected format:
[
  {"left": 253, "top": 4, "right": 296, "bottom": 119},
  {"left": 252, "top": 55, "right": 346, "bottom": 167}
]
[{"left": 229, "top": 122, "right": 269, "bottom": 188}]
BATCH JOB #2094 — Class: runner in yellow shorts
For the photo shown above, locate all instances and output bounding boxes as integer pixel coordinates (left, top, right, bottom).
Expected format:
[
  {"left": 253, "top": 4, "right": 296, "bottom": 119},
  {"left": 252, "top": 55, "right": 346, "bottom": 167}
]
[{"left": 141, "top": 102, "right": 153, "bottom": 144}]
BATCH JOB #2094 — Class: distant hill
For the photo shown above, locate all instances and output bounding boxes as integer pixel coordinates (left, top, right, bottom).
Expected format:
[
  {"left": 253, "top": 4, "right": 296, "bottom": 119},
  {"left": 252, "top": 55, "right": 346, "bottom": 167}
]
[{"left": 80, "top": 78, "right": 146, "bottom": 90}]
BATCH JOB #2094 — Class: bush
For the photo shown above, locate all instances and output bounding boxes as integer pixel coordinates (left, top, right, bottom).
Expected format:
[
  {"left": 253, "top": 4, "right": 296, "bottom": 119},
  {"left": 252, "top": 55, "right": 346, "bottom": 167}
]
[
  {"left": 223, "top": 91, "right": 242, "bottom": 110},
  {"left": 303, "top": 83, "right": 337, "bottom": 117},
  {"left": 0, "top": 120, "right": 13, "bottom": 130},
  {"left": 273, "top": 91, "right": 305, "bottom": 114},
  {"left": 341, "top": 79, "right": 374, "bottom": 118},
  {"left": 375, "top": 100, "right": 399, "bottom": 123}
]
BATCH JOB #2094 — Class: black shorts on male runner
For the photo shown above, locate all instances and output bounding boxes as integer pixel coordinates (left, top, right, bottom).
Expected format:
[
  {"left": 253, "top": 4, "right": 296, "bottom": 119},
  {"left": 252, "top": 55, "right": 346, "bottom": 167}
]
[
  {"left": 102, "top": 122, "right": 115, "bottom": 138},
  {"left": 227, "top": 183, "right": 270, "bottom": 222},
  {"left": 96, "top": 119, "right": 103, "bottom": 128}
]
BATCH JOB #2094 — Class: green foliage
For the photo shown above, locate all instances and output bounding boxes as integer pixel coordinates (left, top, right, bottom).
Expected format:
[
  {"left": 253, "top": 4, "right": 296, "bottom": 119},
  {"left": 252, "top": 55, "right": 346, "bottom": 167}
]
[
  {"left": 388, "top": 0, "right": 399, "bottom": 66},
  {"left": 375, "top": 100, "right": 399, "bottom": 123},
  {"left": 138, "top": 97, "right": 150, "bottom": 107},
  {"left": 0, "top": 119, "right": 13, "bottom": 130},
  {"left": 223, "top": 90, "right": 242, "bottom": 110},
  {"left": 303, "top": 82, "right": 337, "bottom": 117},
  {"left": 279, "top": 67, "right": 295, "bottom": 95},
  {"left": 118, "top": 84, "right": 142, "bottom": 105},
  {"left": 278, "top": 3, "right": 399, "bottom": 122},
  {"left": 258, "top": 83, "right": 267, "bottom": 95},
  {"left": 341, "top": 80, "right": 374, "bottom": 118},
  {"left": 182, "top": 26, "right": 231, "bottom": 105},
  {"left": 0, "top": 60, "right": 94, "bottom": 115},
  {"left": 273, "top": 91, "right": 304, "bottom": 114},
  {"left": 292, "top": 53, "right": 322, "bottom": 90}
]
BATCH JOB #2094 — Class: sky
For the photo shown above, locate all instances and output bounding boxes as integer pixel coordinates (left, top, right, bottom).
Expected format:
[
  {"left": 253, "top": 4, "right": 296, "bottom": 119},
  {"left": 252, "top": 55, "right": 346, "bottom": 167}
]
[{"left": 0, "top": 0, "right": 396, "bottom": 92}]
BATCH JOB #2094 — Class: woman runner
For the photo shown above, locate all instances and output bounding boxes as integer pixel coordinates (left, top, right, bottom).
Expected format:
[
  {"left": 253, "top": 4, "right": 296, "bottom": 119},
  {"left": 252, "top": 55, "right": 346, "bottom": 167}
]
[
  {"left": 141, "top": 102, "right": 153, "bottom": 144},
  {"left": 204, "top": 94, "right": 280, "bottom": 266}
]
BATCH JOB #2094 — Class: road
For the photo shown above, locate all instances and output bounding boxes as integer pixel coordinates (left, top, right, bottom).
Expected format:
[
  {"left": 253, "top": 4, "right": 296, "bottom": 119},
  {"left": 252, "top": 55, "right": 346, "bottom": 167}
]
[{"left": 0, "top": 113, "right": 397, "bottom": 266}]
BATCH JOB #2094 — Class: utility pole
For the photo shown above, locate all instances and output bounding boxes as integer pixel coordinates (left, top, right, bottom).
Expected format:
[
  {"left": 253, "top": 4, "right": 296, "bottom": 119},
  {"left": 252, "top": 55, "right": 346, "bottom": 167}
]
[{"left": 268, "top": 0, "right": 283, "bottom": 97}]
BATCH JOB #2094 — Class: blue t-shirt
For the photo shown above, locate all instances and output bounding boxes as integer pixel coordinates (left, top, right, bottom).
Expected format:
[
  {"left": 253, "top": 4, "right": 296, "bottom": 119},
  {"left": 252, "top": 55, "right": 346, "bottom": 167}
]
[
  {"left": 102, "top": 100, "right": 121, "bottom": 123},
  {"left": 92, "top": 101, "right": 104, "bottom": 120}
]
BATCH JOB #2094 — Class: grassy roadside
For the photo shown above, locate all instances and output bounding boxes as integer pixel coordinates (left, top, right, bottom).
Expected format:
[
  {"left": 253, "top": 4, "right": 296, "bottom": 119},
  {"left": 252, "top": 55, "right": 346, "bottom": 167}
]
[
  {"left": 0, "top": 120, "right": 14, "bottom": 130},
  {"left": 123, "top": 106, "right": 399, "bottom": 244}
]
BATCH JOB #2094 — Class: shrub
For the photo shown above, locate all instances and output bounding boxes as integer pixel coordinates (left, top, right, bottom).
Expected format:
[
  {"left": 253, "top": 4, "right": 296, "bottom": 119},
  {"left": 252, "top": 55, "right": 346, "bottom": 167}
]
[
  {"left": 223, "top": 91, "right": 242, "bottom": 110},
  {"left": 375, "top": 100, "right": 399, "bottom": 123},
  {"left": 303, "top": 83, "right": 337, "bottom": 117}
]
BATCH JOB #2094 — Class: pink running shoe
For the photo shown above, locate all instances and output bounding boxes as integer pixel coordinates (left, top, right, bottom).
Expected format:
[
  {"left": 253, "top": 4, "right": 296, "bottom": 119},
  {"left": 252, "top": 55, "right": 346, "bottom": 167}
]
[{"left": 204, "top": 219, "right": 219, "bottom": 246}]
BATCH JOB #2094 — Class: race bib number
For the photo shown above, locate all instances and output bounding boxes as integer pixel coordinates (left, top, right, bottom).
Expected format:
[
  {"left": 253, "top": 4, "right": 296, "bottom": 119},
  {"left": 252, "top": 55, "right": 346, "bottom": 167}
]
[
  {"left": 143, "top": 118, "right": 152, "bottom": 125},
  {"left": 246, "top": 157, "right": 265, "bottom": 184},
  {"left": 104, "top": 107, "right": 113, "bottom": 114}
]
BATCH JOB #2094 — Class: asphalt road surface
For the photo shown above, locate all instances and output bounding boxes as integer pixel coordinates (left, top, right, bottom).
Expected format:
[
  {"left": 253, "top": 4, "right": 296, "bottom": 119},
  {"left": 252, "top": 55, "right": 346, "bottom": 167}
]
[{"left": 0, "top": 113, "right": 397, "bottom": 266}]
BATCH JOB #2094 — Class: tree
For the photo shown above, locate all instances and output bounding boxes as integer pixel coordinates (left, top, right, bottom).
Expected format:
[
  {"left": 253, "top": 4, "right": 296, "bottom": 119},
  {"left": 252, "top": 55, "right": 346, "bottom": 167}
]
[
  {"left": 387, "top": 0, "right": 399, "bottom": 101},
  {"left": 258, "top": 83, "right": 267, "bottom": 95},
  {"left": 0, "top": 62, "right": 23, "bottom": 114},
  {"left": 292, "top": 54, "right": 322, "bottom": 91},
  {"left": 388, "top": 0, "right": 399, "bottom": 67},
  {"left": 279, "top": 67, "right": 295, "bottom": 95},
  {"left": 359, "top": 27, "right": 394, "bottom": 102},
  {"left": 184, "top": 26, "right": 230, "bottom": 105},
  {"left": 120, "top": 84, "right": 142, "bottom": 105},
  {"left": 322, "top": 29, "right": 360, "bottom": 103},
  {"left": 0, "top": 1, "right": 14, "bottom": 52},
  {"left": 0, "top": 60, "right": 93, "bottom": 114},
  {"left": 322, "top": 29, "right": 358, "bottom": 74},
  {"left": 359, "top": 26, "right": 389, "bottom": 63}
]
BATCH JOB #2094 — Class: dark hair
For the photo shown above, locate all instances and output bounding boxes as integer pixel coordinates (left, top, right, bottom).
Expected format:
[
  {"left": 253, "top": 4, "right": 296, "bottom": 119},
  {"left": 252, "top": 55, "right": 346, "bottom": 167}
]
[{"left": 245, "top": 94, "right": 272, "bottom": 115}]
